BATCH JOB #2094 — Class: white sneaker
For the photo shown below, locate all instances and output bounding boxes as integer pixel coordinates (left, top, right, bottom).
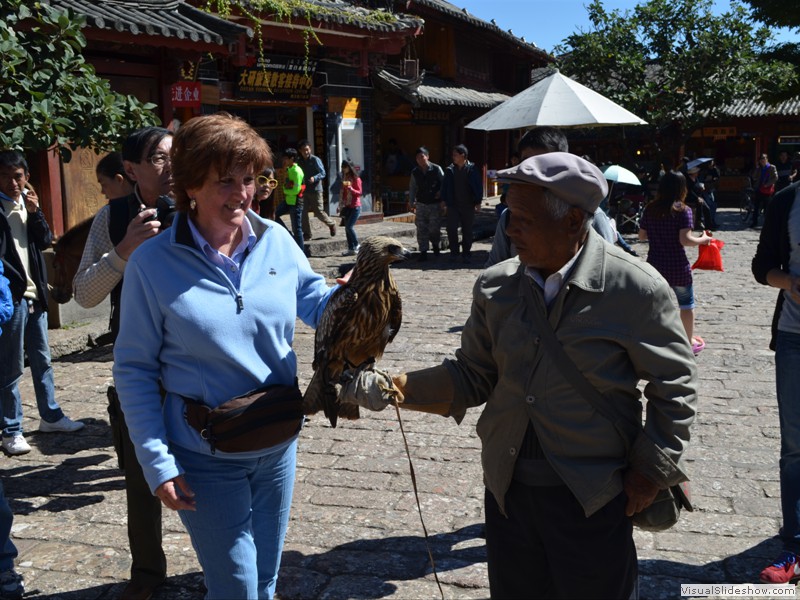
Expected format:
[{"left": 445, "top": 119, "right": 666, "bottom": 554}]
[
  {"left": 2, "top": 436, "right": 31, "bottom": 455},
  {"left": 38, "top": 416, "right": 85, "bottom": 433}
]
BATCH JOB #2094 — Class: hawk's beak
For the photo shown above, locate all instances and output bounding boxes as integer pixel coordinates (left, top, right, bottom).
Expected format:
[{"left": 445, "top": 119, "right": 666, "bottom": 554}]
[{"left": 391, "top": 247, "right": 411, "bottom": 262}]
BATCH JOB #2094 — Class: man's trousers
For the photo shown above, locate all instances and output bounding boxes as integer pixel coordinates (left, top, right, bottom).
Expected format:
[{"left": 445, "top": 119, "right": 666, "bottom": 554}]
[{"left": 484, "top": 482, "right": 637, "bottom": 599}]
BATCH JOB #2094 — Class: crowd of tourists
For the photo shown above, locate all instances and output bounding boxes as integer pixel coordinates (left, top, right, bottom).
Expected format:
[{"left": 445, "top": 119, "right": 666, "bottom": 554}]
[{"left": 1, "top": 117, "right": 800, "bottom": 600}]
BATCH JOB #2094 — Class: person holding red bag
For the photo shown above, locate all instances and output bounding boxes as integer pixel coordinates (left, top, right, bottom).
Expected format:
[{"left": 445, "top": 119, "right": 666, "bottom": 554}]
[
  {"left": 751, "top": 153, "right": 778, "bottom": 228},
  {"left": 639, "top": 170, "right": 712, "bottom": 355}
]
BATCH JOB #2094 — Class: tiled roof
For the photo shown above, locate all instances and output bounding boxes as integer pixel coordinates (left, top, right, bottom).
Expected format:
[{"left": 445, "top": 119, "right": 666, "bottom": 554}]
[
  {"left": 718, "top": 97, "right": 800, "bottom": 118},
  {"left": 374, "top": 68, "right": 510, "bottom": 108},
  {"left": 417, "top": 76, "right": 510, "bottom": 108},
  {"left": 44, "top": 0, "right": 251, "bottom": 46},
  {"left": 272, "top": 0, "right": 424, "bottom": 33},
  {"left": 406, "top": 0, "right": 549, "bottom": 59}
]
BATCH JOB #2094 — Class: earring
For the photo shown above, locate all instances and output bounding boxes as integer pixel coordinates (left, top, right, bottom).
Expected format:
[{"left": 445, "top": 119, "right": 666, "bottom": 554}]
[{"left": 189, "top": 198, "right": 197, "bottom": 210}]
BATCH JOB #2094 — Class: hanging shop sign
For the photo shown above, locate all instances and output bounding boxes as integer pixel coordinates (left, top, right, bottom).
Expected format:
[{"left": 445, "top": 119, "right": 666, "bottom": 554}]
[
  {"left": 413, "top": 109, "right": 450, "bottom": 121},
  {"left": 236, "top": 55, "right": 318, "bottom": 102},
  {"left": 171, "top": 81, "right": 201, "bottom": 108},
  {"left": 704, "top": 126, "right": 737, "bottom": 139}
]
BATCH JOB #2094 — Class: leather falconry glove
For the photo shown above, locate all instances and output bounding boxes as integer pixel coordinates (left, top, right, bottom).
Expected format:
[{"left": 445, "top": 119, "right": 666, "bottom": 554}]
[{"left": 339, "top": 365, "right": 403, "bottom": 411}]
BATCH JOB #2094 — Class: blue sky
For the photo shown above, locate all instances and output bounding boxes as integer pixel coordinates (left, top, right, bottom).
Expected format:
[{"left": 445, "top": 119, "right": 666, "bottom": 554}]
[{"left": 453, "top": 0, "right": 798, "bottom": 54}]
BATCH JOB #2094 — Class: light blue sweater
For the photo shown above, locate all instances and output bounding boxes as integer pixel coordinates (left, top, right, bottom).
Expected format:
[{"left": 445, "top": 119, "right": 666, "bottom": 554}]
[
  {"left": 112, "top": 211, "right": 334, "bottom": 492},
  {"left": 0, "top": 261, "right": 12, "bottom": 331}
]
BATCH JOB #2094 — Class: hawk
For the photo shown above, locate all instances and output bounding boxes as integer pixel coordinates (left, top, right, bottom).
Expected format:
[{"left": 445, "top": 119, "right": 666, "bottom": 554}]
[{"left": 303, "top": 236, "right": 410, "bottom": 427}]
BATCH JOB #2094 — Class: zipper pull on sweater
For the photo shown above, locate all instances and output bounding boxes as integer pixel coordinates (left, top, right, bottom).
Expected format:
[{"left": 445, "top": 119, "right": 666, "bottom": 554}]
[{"left": 236, "top": 293, "right": 244, "bottom": 312}]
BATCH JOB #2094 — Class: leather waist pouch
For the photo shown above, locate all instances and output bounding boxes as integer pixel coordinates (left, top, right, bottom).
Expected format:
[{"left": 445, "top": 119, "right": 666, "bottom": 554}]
[{"left": 182, "top": 384, "right": 304, "bottom": 454}]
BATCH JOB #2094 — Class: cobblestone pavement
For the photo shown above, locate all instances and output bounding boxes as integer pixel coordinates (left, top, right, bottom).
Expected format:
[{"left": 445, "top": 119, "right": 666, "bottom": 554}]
[{"left": 3, "top": 206, "right": 790, "bottom": 599}]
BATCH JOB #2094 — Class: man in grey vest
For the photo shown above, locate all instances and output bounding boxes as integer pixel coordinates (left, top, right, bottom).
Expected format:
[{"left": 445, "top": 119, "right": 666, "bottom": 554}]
[{"left": 408, "top": 146, "right": 445, "bottom": 261}]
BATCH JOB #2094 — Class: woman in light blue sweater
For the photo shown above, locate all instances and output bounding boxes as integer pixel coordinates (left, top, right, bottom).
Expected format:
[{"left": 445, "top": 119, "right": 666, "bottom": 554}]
[{"left": 112, "top": 113, "right": 335, "bottom": 599}]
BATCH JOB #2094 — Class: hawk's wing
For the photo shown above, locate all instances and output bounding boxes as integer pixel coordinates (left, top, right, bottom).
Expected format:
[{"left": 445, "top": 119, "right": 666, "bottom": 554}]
[
  {"left": 386, "top": 285, "right": 402, "bottom": 346},
  {"left": 304, "top": 285, "right": 359, "bottom": 426}
]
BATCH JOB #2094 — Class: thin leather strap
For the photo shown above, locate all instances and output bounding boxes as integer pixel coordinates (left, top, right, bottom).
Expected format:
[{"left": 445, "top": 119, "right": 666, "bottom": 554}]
[{"left": 524, "top": 279, "right": 639, "bottom": 441}]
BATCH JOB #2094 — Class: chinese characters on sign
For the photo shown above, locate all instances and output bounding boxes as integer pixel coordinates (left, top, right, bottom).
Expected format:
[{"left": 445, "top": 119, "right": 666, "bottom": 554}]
[
  {"left": 171, "top": 82, "right": 201, "bottom": 108},
  {"left": 236, "top": 55, "right": 318, "bottom": 102},
  {"left": 413, "top": 109, "right": 450, "bottom": 121},
  {"left": 702, "top": 126, "right": 737, "bottom": 139}
]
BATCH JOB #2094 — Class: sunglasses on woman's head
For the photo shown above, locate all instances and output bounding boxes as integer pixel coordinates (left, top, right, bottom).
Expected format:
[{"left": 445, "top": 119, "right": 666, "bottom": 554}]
[{"left": 257, "top": 175, "right": 278, "bottom": 189}]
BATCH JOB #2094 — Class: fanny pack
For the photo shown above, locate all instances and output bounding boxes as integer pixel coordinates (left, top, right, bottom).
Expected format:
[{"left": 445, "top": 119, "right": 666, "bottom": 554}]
[{"left": 182, "top": 384, "right": 304, "bottom": 454}]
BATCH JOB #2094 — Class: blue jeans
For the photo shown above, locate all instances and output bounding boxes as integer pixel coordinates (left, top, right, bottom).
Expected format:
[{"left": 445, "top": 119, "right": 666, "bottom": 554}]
[
  {"left": 275, "top": 200, "right": 304, "bottom": 248},
  {"left": 0, "top": 300, "right": 63, "bottom": 437},
  {"left": 344, "top": 206, "right": 360, "bottom": 251},
  {"left": 705, "top": 191, "right": 718, "bottom": 225},
  {"left": 0, "top": 481, "right": 17, "bottom": 572},
  {"left": 672, "top": 284, "right": 696, "bottom": 310},
  {"left": 170, "top": 437, "right": 297, "bottom": 599},
  {"left": 775, "top": 330, "right": 800, "bottom": 553}
]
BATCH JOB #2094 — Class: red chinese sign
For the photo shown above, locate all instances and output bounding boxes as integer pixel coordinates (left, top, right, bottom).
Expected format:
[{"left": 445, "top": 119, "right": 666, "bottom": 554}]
[{"left": 170, "top": 82, "right": 201, "bottom": 108}]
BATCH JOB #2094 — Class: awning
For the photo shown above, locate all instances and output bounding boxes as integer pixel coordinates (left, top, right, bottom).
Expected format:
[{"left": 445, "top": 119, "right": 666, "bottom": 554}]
[{"left": 373, "top": 68, "right": 510, "bottom": 109}]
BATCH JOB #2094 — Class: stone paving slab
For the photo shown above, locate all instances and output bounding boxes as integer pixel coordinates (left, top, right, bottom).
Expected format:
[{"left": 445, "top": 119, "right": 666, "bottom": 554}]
[{"left": 3, "top": 206, "right": 796, "bottom": 599}]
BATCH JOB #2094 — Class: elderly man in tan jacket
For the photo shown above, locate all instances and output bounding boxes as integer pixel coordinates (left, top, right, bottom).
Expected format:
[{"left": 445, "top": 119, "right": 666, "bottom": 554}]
[{"left": 345, "top": 152, "right": 697, "bottom": 599}]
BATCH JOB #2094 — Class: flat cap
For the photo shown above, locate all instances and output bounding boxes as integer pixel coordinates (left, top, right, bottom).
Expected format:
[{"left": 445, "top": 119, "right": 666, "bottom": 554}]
[{"left": 497, "top": 152, "right": 608, "bottom": 213}]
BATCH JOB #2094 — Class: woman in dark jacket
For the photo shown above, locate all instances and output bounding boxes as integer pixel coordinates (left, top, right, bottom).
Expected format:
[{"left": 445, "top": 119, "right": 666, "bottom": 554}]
[{"left": 751, "top": 181, "right": 800, "bottom": 584}]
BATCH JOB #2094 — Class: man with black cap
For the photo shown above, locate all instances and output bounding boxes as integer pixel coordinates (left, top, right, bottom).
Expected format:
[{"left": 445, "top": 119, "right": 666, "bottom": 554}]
[{"left": 344, "top": 152, "right": 698, "bottom": 599}]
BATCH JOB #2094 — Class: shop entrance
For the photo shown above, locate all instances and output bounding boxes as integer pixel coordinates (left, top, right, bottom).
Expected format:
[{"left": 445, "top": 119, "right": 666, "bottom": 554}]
[
  {"left": 223, "top": 105, "right": 307, "bottom": 153},
  {"left": 380, "top": 124, "right": 443, "bottom": 214}
]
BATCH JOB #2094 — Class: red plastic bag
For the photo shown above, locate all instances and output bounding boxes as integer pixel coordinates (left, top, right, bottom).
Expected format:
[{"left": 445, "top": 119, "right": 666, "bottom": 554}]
[{"left": 692, "top": 238, "right": 725, "bottom": 271}]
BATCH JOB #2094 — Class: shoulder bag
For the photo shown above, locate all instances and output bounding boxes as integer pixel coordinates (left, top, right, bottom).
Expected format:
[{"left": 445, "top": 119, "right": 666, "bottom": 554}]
[{"left": 528, "top": 294, "right": 693, "bottom": 531}]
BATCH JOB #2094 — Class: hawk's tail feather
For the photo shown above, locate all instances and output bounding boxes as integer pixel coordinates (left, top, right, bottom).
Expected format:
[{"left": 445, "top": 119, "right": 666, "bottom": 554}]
[
  {"left": 337, "top": 402, "right": 360, "bottom": 421},
  {"left": 302, "top": 369, "right": 340, "bottom": 428},
  {"left": 323, "top": 383, "right": 339, "bottom": 428}
]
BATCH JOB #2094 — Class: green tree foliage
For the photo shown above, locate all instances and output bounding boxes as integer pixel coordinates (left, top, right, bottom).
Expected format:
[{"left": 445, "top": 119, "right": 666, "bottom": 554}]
[
  {"left": 555, "top": 0, "right": 796, "bottom": 158},
  {"left": 743, "top": 0, "right": 800, "bottom": 100},
  {"left": 744, "top": 0, "right": 800, "bottom": 29},
  {"left": 0, "top": 0, "right": 159, "bottom": 162}
]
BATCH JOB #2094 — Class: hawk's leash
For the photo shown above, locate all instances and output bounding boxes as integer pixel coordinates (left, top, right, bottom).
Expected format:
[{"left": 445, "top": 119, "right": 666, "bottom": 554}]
[{"left": 393, "top": 401, "right": 445, "bottom": 600}]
